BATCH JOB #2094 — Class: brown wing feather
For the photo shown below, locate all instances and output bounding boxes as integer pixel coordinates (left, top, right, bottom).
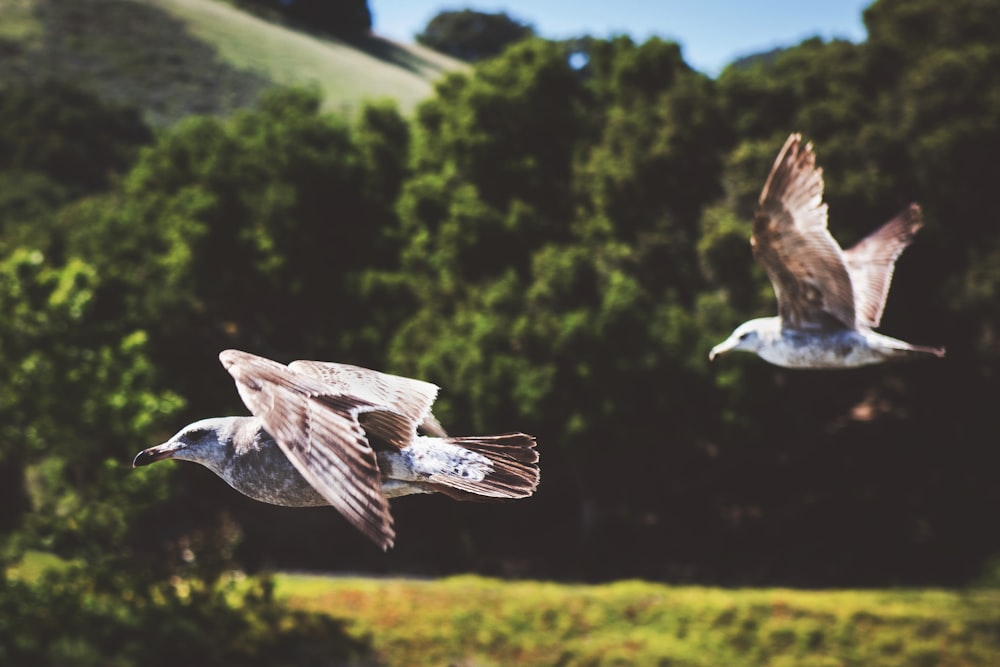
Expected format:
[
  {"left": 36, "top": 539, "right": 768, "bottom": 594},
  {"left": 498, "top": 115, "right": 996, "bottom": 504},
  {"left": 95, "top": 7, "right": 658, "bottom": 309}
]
[
  {"left": 842, "top": 203, "right": 922, "bottom": 329},
  {"left": 752, "top": 133, "right": 856, "bottom": 330},
  {"left": 219, "top": 349, "right": 398, "bottom": 550},
  {"left": 289, "top": 360, "right": 446, "bottom": 437}
]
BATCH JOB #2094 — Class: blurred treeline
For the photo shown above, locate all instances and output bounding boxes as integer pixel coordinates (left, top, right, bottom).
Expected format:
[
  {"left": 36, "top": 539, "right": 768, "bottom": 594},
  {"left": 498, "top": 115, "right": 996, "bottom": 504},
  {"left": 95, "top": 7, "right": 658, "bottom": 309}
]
[
  {"left": 230, "top": 0, "right": 373, "bottom": 37},
  {"left": 2, "top": 5, "right": 999, "bottom": 657}
]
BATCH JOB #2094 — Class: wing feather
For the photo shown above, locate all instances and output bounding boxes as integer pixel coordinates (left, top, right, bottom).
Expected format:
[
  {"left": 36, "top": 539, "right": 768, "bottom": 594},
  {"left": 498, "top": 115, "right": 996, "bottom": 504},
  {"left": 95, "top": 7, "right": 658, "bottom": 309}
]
[
  {"left": 290, "top": 360, "right": 446, "bottom": 437},
  {"left": 219, "top": 349, "right": 397, "bottom": 550},
  {"left": 752, "top": 133, "right": 856, "bottom": 330},
  {"left": 842, "top": 203, "right": 922, "bottom": 329}
]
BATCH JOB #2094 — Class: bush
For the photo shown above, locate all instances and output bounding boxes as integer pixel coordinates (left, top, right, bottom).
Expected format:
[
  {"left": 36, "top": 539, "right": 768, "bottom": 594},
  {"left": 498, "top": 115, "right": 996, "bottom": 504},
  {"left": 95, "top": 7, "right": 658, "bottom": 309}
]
[{"left": 0, "top": 567, "right": 372, "bottom": 667}]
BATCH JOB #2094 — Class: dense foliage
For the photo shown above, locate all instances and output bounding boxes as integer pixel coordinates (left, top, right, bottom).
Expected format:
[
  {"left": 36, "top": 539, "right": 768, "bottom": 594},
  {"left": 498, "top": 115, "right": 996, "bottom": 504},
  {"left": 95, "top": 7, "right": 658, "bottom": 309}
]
[
  {"left": 1, "top": 6, "right": 999, "bottom": 656},
  {"left": 372, "top": 0, "right": 1000, "bottom": 585},
  {"left": 0, "top": 85, "right": 374, "bottom": 664},
  {"left": 416, "top": 9, "right": 535, "bottom": 62}
]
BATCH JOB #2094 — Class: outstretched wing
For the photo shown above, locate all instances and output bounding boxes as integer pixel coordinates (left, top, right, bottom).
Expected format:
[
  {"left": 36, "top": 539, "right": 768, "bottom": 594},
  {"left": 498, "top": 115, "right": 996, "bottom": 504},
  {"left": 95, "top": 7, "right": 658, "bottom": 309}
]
[
  {"left": 220, "top": 349, "right": 410, "bottom": 550},
  {"left": 289, "top": 359, "right": 447, "bottom": 437},
  {"left": 752, "top": 133, "right": 855, "bottom": 330},
  {"left": 842, "top": 203, "right": 922, "bottom": 329}
]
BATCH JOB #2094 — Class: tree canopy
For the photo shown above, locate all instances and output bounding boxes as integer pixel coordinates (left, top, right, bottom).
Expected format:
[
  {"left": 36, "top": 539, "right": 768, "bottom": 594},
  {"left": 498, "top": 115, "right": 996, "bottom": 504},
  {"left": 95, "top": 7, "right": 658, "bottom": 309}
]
[{"left": 416, "top": 9, "right": 535, "bottom": 62}]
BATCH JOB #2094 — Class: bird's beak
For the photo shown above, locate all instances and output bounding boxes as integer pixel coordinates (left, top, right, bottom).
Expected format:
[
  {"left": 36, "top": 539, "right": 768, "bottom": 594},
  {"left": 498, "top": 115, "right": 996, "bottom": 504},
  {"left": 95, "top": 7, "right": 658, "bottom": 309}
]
[
  {"left": 708, "top": 339, "right": 735, "bottom": 362},
  {"left": 132, "top": 440, "right": 185, "bottom": 467}
]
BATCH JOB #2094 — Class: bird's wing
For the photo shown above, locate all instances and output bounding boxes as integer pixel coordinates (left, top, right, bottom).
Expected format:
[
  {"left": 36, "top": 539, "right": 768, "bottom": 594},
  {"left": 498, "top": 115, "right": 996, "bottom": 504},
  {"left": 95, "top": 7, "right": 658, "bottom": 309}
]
[
  {"left": 842, "top": 203, "right": 922, "bottom": 329},
  {"left": 752, "top": 133, "right": 856, "bottom": 330},
  {"left": 288, "top": 359, "right": 446, "bottom": 437},
  {"left": 220, "top": 349, "right": 411, "bottom": 550}
]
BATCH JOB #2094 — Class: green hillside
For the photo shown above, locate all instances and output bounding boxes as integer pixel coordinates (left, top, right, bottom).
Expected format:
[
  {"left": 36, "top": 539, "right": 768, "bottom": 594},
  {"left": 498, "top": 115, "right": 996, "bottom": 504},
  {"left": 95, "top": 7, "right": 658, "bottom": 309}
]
[{"left": 0, "top": 0, "right": 465, "bottom": 124}]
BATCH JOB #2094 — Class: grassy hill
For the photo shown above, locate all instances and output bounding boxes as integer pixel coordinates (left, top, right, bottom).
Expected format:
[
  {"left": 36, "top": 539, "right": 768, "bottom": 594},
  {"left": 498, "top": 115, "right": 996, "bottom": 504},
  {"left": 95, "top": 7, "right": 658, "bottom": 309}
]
[{"left": 0, "top": 0, "right": 466, "bottom": 125}]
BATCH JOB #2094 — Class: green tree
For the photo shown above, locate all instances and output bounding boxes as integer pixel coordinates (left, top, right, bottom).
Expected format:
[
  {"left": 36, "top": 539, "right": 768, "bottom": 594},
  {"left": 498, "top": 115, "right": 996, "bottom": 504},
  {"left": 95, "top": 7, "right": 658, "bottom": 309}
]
[
  {"left": 694, "top": 0, "right": 1000, "bottom": 585},
  {"left": 386, "top": 37, "right": 728, "bottom": 576},
  {"left": 0, "top": 89, "right": 377, "bottom": 662},
  {"left": 0, "top": 80, "right": 151, "bottom": 194},
  {"left": 47, "top": 88, "right": 418, "bottom": 570},
  {"left": 0, "top": 81, "right": 153, "bottom": 250},
  {"left": 0, "top": 246, "right": 182, "bottom": 574},
  {"left": 62, "top": 89, "right": 407, "bottom": 406},
  {"left": 417, "top": 9, "right": 534, "bottom": 62}
]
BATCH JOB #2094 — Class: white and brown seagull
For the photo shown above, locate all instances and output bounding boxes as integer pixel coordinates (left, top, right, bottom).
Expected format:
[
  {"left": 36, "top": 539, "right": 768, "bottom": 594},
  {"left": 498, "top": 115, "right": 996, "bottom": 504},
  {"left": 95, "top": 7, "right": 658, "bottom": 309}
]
[
  {"left": 709, "top": 133, "right": 945, "bottom": 368},
  {"left": 133, "top": 349, "right": 540, "bottom": 550}
]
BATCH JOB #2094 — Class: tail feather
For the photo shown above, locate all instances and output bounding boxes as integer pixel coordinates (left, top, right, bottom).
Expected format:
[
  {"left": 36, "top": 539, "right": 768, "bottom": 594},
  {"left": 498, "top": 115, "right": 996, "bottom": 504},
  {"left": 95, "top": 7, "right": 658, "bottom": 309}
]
[
  {"left": 872, "top": 332, "right": 946, "bottom": 362},
  {"left": 894, "top": 343, "right": 946, "bottom": 360},
  {"left": 429, "top": 433, "right": 540, "bottom": 501}
]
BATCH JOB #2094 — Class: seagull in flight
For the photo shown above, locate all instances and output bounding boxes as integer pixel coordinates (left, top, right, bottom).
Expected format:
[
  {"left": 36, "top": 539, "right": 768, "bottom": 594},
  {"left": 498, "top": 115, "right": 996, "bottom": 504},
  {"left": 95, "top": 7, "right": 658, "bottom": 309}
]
[
  {"left": 709, "top": 133, "right": 945, "bottom": 368},
  {"left": 134, "top": 349, "right": 540, "bottom": 550}
]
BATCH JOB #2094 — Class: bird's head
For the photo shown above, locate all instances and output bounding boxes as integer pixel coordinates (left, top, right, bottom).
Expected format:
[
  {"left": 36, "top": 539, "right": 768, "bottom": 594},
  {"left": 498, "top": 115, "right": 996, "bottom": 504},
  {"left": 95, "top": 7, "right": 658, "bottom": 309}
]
[
  {"left": 133, "top": 416, "right": 244, "bottom": 473},
  {"left": 708, "top": 318, "right": 777, "bottom": 361}
]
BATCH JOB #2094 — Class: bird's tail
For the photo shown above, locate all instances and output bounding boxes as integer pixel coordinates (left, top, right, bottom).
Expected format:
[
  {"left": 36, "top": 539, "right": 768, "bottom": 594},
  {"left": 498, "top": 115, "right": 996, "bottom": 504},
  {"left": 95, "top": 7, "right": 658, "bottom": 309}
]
[
  {"left": 868, "top": 331, "right": 945, "bottom": 362},
  {"left": 885, "top": 340, "right": 946, "bottom": 361},
  {"left": 900, "top": 343, "right": 946, "bottom": 360},
  {"left": 429, "top": 433, "right": 540, "bottom": 501}
]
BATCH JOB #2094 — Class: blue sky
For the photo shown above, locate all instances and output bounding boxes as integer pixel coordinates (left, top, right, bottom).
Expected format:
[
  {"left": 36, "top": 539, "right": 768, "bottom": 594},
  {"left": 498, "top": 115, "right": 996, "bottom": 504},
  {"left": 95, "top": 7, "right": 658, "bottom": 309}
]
[{"left": 370, "top": 0, "right": 872, "bottom": 75}]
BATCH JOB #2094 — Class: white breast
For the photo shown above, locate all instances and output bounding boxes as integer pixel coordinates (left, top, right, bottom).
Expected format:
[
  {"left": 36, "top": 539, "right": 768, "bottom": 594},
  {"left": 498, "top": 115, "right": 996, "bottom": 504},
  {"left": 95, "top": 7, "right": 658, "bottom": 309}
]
[{"left": 760, "top": 330, "right": 884, "bottom": 369}]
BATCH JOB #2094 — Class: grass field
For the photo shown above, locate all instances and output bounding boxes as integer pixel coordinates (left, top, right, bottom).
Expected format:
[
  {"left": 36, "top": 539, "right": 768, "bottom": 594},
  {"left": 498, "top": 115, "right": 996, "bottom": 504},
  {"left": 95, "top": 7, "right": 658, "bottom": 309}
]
[{"left": 277, "top": 574, "right": 1000, "bottom": 667}]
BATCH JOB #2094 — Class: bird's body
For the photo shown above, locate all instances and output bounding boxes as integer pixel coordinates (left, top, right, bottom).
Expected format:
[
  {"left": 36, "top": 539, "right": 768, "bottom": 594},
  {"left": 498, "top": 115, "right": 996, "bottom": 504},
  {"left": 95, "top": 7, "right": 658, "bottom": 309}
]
[
  {"left": 134, "top": 350, "right": 540, "bottom": 549},
  {"left": 709, "top": 133, "right": 944, "bottom": 368},
  {"left": 725, "top": 317, "right": 937, "bottom": 369},
  {"left": 144, "top": 415, "right": 517, "bottom": 505}
]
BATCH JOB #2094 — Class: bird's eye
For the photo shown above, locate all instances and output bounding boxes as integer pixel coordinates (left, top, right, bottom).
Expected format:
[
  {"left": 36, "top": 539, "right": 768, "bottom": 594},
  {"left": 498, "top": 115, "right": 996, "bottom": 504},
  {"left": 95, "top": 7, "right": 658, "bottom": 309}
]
[{"left": 739, "top": 333, "right": 750, "bottom": 341}]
